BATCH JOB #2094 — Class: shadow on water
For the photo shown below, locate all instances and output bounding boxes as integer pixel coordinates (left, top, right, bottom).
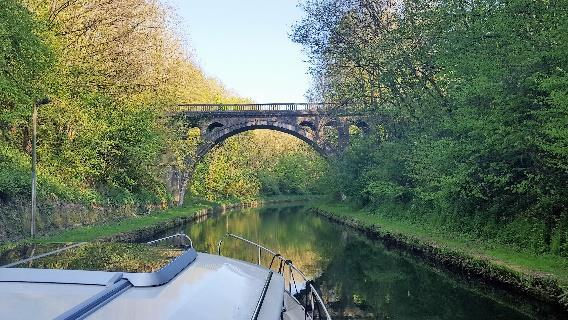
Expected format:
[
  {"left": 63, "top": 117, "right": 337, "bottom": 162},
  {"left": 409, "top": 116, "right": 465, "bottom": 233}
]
[{"left": 154, "top": 204, "right": 566, "bottom": 320}]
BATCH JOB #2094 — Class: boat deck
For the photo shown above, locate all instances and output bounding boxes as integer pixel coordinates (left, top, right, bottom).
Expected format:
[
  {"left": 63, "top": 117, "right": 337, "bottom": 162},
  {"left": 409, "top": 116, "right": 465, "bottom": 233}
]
[{"left": 284, "top": 292, "right": 308, "bottom": 320}]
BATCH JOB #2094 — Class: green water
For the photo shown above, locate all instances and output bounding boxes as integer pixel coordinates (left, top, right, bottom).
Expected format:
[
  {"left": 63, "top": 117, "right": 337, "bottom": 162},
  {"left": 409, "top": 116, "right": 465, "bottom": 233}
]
[{"left": 158, "top": 204, "right": 565, "bottom": 320}]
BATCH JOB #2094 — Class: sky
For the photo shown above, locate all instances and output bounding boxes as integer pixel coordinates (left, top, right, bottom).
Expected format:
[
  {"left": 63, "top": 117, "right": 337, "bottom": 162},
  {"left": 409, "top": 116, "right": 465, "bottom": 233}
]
[{"left": 162, "top": 0, "right": 311, "bottom": 103}]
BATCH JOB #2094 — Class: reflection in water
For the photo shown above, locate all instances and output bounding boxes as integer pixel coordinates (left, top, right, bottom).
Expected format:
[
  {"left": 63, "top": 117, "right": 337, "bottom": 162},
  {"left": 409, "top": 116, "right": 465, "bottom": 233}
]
[
  {"left": 159, "top": 204, "right": 565, "bottom": 320},
  {"left": 0, "top": 243, "right": 183, "bottom": 272},
  {"left": 0, "top": 243, "right": 69, "bottom": 267}
]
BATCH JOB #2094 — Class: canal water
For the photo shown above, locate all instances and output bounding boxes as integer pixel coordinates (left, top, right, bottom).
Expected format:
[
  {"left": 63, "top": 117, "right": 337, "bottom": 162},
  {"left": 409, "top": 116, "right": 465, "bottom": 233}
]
[{"left": 156, "top": 203, "right": 564, "bottom": 320}]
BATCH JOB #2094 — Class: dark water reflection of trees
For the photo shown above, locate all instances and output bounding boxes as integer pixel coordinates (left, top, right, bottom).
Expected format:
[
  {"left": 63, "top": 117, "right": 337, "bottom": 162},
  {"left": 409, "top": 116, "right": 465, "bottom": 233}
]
[{"left": 163, "top": 205, "right": 563, "bottom": 320}]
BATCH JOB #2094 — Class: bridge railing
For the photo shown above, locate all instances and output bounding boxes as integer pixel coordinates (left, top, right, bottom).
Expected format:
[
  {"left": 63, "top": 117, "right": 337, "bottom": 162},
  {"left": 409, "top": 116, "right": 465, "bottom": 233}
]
[{"left": 176, "top": 103, "right": 335, "bottom": 112}]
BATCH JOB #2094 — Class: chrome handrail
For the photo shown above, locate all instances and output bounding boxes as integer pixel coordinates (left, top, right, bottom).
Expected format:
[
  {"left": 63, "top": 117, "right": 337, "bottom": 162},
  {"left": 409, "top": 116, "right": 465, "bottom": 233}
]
[
  {"left": 307, "top": 282, "right": 332, "bottom": 319},
  {"left": 147, "top": 233, "right": 193, "bottom": 249},
  {"left": 217, "top": 233, "right": 332, "bottom": 320}
]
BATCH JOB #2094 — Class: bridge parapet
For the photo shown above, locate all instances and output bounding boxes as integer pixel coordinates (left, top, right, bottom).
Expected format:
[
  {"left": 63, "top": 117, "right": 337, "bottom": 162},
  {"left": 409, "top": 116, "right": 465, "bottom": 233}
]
[{"left": 176, "top": 103, "right": 336, "bottom": 112}]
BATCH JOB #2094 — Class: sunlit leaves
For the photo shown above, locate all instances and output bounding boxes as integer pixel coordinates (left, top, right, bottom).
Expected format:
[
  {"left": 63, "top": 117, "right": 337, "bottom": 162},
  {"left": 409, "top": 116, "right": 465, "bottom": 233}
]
[
  {"left": 191, "top": 130, "right": 327, "bottom": 201},
  {"left": 0, "top": 0, "right": 250, "bottom": 208}
]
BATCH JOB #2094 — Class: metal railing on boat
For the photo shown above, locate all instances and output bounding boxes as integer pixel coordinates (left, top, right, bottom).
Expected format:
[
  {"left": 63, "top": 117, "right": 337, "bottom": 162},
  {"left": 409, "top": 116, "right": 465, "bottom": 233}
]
[
  {"left": 146, "top": 233, "right": 193, "bottom": 249},
  {"left": 217, "top": 233, "right": 332, "bottom": 320}
]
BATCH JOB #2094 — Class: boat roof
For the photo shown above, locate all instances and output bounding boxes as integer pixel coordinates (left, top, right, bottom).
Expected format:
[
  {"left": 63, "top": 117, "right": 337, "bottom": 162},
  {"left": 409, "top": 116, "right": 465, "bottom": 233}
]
[
  {"left": 0, "top": 242, "right": 284, "bottom": 319},
  {"left": 88, "top": 253, "right": 284, "bottom": 320}
]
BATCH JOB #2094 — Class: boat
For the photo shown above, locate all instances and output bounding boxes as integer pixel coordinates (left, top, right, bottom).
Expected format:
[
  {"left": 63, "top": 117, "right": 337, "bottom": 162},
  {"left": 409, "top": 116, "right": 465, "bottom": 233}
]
[{"left": 0, "top": 233, "right": 331, "bottom": 320}]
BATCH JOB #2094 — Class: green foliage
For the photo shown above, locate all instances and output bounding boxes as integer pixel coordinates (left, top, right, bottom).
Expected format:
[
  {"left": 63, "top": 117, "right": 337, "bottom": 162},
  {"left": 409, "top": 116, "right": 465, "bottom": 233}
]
[
  {"left": 0, "top": 0, "right": 248, "bottom": 211},
  {"left": 0, "top": 0, "right": 51, "bottom": 112},
  {"left": 191, "top": 130, "right": 327, "bottom": 201},
  {"left": 191, "top": 135, "right": 260, "bottom": 202},
  {"left": 0, "top": 0, "right": 51, "bottom": 202},
  {"left": 294, "top": 0, "right": 568, "bottom": 256},
  {"left": 259, "top": 152, "right": 327, "bottom": 195},
  {"left": 0, "top": 141, "right": 31, "bottom": 200}
]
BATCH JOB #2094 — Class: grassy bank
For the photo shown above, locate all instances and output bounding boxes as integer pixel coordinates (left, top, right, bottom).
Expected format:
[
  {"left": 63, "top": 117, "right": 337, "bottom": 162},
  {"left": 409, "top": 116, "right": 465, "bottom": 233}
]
[{"left": 310, "top": 200, "right": 568, "bottom": 310}]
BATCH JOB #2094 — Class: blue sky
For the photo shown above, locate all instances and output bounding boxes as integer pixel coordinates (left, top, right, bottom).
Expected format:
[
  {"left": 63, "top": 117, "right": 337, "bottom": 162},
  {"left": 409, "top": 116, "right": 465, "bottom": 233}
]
[{"left": 162, "top": 0, "right": 310, "bottom": 103}]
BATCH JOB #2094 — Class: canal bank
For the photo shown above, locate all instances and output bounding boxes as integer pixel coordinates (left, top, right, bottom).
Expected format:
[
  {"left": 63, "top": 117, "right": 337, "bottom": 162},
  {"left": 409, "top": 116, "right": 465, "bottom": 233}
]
[
  {"left": 19, "top": 195, "right": 319, "bottom": 244},
  {"left": 309, "top": 202, "right": 568, "bottom": 312}
]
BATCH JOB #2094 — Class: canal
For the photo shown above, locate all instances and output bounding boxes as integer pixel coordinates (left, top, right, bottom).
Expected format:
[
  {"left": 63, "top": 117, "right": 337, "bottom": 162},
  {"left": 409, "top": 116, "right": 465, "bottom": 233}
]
[{"left": 155, "top": 203, "right": 563, "bottom": 320}]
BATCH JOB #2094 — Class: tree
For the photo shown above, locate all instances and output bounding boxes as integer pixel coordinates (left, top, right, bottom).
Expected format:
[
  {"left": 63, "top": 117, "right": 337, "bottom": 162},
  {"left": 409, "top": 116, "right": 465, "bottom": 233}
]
[
  {"left": 0, "top": 0, "right": 52, "bottom": 201},
  {"left": 293, "top": 0, "right": 568, "bottom": 255}
]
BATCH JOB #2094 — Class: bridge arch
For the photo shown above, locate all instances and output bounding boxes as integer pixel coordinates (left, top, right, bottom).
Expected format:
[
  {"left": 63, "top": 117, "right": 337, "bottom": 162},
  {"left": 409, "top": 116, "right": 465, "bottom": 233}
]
[
  {"left": 298, "top": 120, "right": 317, "bottom": 131},
  {"left": 206, "top": 121, "right": 224, "bottom": 132},
  {"left": 195, "top": 121, "right": 328, "bottom": 161}
]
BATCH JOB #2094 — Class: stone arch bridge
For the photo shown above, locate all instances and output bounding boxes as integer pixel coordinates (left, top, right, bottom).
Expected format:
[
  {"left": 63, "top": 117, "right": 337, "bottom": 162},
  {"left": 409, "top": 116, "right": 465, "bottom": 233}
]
[{"left": 169, "top": 103, "right": 372, "bottom": 205}]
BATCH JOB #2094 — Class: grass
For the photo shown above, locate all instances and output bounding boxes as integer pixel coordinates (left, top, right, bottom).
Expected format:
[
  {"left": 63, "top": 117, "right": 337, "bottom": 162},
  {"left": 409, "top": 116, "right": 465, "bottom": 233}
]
[{"left": 312, "top": 200, "right": 568, "bottom": 286}]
